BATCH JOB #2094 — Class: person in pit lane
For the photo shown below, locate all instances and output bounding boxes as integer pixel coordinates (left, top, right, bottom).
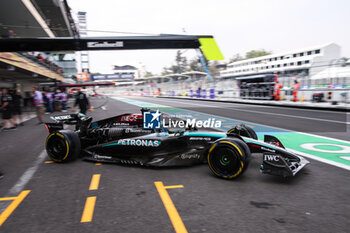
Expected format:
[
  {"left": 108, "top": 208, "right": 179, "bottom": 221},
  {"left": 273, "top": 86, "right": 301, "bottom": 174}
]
[
  {"left": 73, "top": 89, "right": 91, "bottom": 114},
  {"left": 1, "top": 88, "right": 16, "bottom": 130},
  {"left": 10, "top": 89, "right": 24, "bottom": 126}
]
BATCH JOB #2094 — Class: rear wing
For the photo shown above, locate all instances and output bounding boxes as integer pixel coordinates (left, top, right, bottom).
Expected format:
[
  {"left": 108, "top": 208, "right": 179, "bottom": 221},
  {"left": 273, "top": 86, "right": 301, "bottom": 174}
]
[
  {"left": 49, "top": 114, "right": 81, "bottom": 123},
  {"left": 45, "top": 113, "right": 90, "bottom": 133}
]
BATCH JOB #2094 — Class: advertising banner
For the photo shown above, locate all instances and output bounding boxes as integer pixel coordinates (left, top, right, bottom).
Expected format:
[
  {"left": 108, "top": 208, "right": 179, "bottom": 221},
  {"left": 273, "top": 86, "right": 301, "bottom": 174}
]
[{"left": 91, "top": 73, "right": 135, "bottom": 81}]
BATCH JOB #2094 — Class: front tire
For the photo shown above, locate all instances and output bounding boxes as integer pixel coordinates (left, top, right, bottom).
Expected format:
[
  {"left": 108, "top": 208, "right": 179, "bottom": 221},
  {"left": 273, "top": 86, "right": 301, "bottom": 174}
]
[
  {"left": 228, "top": 124, "right": 258, "bottom": 140},
  {"left": 207, "top": 138, "right": 250, "bottom": 179},
  {"left": 46, "top": 130, "right": 81, "bottom": 162}
]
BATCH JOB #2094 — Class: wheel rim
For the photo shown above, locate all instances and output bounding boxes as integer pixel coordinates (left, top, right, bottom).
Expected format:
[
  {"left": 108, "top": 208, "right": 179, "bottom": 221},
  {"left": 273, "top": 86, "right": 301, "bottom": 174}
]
[
  {"left": 47, "top": 135, "right": 68, "bottom": 161},
  {"left": 210, "top": 145, "right": 241, "bottom": 177},
  {"left": 221, "top": 154, "right": 231, "bottom": 165}
]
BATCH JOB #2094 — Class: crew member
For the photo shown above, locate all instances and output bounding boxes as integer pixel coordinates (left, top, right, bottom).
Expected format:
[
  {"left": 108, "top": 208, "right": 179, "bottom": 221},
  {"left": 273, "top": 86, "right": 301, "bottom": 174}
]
[
  {"left": 10, "top": 89, "right": 24, "bottom": 126},
  {"left": 33, "top": 87, "right": 44, "bottom": 124},
  {"left": 292, "top": 80, "right": 301, "bottom": 102},
  {"left": 44, "top": 90, "right": 53, "bottom": 113},
  {"left": 1, "top": 89, "right": 16, "bottom": 130},
  {"left": 61, "top": 89, "right": 68, "bottom": 112},
  {"left": 274, "top": 81, "right": 283, "bottom": 100},
  {"left": 74, "top": 89, "right": 90, "bottom": 114},
  {"left": 54, "top": 89, "right": 63, "bottom": 112}
]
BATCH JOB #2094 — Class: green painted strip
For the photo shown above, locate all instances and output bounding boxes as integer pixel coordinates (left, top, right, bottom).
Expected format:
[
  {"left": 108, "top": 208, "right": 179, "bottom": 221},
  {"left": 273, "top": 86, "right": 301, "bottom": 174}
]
[
  {"left": 266, "top": 133, "right": 350, "bottom": 166},
  {"left": 183, "top": 132, "right": 226, "bottom": 138}
]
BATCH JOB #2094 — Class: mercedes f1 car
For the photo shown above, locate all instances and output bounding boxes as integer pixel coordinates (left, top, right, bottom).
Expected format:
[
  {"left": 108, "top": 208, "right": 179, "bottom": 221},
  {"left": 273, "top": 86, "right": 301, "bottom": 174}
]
[{"left": 44, "top": 109, "right": 309, "bottom": 179}]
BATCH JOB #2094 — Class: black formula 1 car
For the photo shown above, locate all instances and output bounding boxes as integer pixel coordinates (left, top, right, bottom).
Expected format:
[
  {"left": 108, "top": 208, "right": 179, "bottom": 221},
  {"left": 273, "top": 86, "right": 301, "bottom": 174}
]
[{"left": 44, "top": 109, "right": 309, "bottom": 179}]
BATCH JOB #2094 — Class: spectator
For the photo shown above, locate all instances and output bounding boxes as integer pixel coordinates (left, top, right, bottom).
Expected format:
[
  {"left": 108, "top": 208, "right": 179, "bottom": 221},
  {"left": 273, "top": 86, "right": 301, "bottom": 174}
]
[
  {"left": 32, "top": 87, "right": 44, "bottom": 124},
  {"left": 44, "top": 90, "right": 54, "bottom": 113},
  {"left": 61, "top": 89, "right": 68, "bottom": 112},
  {"left": 1, "top": 89, "right": 16, "bottom": 130},
  {"left": 74, "top": 89, "right": 90, "bottom": 114},
  {"left": 4, "top": 30, "right": 14, "bottom": 38},
  {"left": 10, "top": 89, "right": 24, "bottom": 126},
  {"left": 37, "top": 53, "right": 44, "bottom": 60},
  {"left": 292, "top": 80, "right": 301, "bottom": 102},
  {"left": 274, "top": 80, "right": 283, "bottom": 100},
  {"left": 54, "top": 89, "right": 63, "bottom": 112}
]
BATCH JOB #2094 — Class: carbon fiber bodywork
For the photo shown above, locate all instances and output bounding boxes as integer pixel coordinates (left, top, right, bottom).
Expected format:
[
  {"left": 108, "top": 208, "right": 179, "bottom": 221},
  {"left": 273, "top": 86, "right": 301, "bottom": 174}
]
[{"left": 46, "top": 111, "right": 309, "bottom": 177}]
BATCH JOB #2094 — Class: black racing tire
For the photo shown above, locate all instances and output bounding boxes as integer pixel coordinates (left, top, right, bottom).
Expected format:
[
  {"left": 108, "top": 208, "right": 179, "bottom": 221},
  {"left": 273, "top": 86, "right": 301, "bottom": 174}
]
[
  {"left": 228, "top": 124, "right": 258, "bottom": 140},
  {"left": 46, "top": 130, "right": 81, "bottom": 162},
  {"left": 245, "top": 125, "right": 258, "bottom": 140},
  {"left": 230, "top": 138, "right": 251, "bottom": 173},
  {"left": 207, "top": 138, "right": 250, "bottom": 179}
]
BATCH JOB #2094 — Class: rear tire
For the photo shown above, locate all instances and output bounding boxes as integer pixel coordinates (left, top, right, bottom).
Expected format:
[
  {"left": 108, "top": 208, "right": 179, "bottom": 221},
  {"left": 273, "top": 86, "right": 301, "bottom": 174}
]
[
  {"left": 207, "top": 138, "right": 250, "bottom": 179},
  {"left": 46, "top": 130, "right": 81, "bottom": 162}
]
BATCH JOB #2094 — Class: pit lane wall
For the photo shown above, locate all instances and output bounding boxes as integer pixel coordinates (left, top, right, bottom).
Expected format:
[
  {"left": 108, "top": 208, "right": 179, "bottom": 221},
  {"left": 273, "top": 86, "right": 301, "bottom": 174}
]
[
  {"left": 104, "top": 86, "right": 350, "bottom": 104},
  {"left": 167, "top": 88, "right": 349, "bottom": 103}
]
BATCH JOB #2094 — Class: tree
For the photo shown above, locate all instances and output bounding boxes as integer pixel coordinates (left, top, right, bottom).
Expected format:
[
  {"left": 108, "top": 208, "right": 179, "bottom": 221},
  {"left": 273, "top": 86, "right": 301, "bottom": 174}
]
[
  {"left": 229, "top": 53, "right": 243, "bottom": 63},
  {"left": 171, "top": 51, "right": 188, "bottom": 74},
  {"left": 245, "top": 49, "right": 271, "bottom": 59},
  {"left": 208, "top": 60, "right": 220, "bottom": 77},
  {"left": 161, "top": 67, "right": 172, "bottom": 75},
  {"left": 144, "top": 71, "right": 154, "bottom": 78},
  {"left": 189, "top": 58, "right": 203, "bottom": 72}
]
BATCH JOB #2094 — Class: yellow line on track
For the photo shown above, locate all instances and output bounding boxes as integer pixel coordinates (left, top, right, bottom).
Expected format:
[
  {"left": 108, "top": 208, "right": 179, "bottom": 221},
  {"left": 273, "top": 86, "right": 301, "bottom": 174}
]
[
  {"left": 154, "top": 182, "right": 187, "bottom": 233},
  {"left": 89, "top": 174, "right": 101, "bottom": 191},
  {"left": 95, "top": 163, "right": 102, "bottom": 165},
  {"left": 44, "top": 161, "right": 54, "bottom": 164},
  {"left": 0, "top": 197, "right": 16, "bottom": 201},
  {"left": 164, "top": 185, "right": 184, "bottom": 189},
  {"left": 81, "top": 196, "right": 96, "bottom": 223},
  {"left": 0, "top": 190, "right": 31, "bottom": 226}
]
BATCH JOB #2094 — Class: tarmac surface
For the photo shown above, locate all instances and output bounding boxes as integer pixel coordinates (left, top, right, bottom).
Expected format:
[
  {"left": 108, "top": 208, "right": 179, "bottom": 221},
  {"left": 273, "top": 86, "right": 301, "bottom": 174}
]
[{"left": 0, "top": 96, "right": 349, "bottom": 233}]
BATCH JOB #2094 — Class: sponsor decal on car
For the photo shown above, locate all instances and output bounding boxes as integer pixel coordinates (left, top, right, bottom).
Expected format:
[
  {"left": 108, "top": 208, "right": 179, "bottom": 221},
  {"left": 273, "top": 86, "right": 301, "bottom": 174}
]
[
  {"left": 189, "top": 137, "right": 212, "bottom": 141},
  {"left": 120, "top": 114, "right": 139, "bottom": 122},
  {"left": 117, "top": 139, "right": 161, "bottom": 147},
  {"left": 264, "top": 154, "right": 279, "bottom": 162},
  {"left": 180, "top": 154, "right": 201, "bottom": 159},
  {"left": 113, "top": 122, "right": 130, "bottom": 126},
  {"left": 261, "top": 147, "right": 276, "bottom": 153},
  {"left": 93, "top": 155, "right": 112, "bottom": 160},
  {"left": 125, "top": 128, "right": 152, "bottom": 133},
  {"left": 51, "top": 115, "right": 73, "bottom": 120}
]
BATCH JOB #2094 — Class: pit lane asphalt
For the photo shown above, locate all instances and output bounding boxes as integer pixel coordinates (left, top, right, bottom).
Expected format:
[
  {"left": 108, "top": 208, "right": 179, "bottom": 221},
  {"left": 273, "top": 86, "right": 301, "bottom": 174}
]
[{"left": 0, "top": 96, "right": 349, "bottom": 233}]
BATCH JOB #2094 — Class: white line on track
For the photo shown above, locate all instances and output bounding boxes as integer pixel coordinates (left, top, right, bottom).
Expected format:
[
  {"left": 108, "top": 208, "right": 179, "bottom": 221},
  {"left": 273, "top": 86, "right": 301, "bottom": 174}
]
[
  {"left": 8, "top": 150, "right": 46, "bottom": 195},
  {"left": 146, "top": 98, "right": 349, "bottom": 125}
]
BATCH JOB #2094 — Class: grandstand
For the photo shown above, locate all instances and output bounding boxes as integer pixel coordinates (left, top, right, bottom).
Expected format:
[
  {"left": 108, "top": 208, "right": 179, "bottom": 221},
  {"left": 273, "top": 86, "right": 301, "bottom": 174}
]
[{"left": 220, "top": 43, "right": 350, "bottom": 88}]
